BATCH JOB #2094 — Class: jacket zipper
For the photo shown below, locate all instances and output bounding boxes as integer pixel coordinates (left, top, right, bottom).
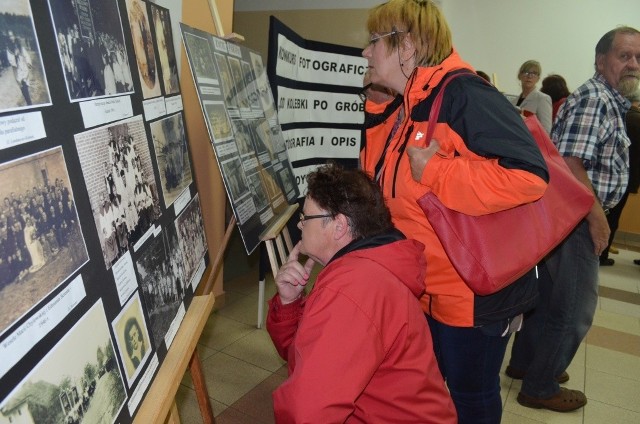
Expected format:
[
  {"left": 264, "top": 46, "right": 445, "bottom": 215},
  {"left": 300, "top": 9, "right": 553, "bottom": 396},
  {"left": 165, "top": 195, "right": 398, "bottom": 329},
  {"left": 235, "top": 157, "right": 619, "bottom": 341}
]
[{"left": 391, "top": 124, "right": 413, "bottom": 198}]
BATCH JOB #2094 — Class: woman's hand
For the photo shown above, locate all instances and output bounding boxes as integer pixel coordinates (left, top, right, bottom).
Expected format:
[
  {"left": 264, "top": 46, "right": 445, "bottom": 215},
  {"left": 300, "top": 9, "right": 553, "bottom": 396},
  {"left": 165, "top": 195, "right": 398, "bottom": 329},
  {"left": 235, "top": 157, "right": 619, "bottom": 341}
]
[
  {"left": 274, "top": 242, "right": 315, "bottom": 304},
  {"left": 407, "top": 140, "right": 440, "bottom": 182}
]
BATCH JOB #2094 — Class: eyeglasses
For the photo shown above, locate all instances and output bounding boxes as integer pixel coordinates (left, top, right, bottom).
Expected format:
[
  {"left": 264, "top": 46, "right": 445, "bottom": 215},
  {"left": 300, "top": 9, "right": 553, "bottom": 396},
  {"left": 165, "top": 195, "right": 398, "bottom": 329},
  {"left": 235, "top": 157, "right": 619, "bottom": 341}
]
[
  {"left": 368, "top": 30, "right": 405, "bottom": 46},
  {"left": 358, "top": 82, "right": 373, "bottom": 102},
  {"left": 520, "top": 71, "right": 540, "bottom": 78},
  {"left": 299, "top": 212, "right": 333, "bottom": 226}
]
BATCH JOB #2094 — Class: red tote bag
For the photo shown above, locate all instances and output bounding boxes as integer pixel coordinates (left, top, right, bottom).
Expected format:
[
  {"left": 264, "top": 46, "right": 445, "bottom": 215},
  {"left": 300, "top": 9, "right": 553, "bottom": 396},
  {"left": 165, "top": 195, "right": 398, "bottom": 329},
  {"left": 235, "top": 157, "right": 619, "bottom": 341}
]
[{"left": 417, "top": 74, "right": 594, "bottom": 295}]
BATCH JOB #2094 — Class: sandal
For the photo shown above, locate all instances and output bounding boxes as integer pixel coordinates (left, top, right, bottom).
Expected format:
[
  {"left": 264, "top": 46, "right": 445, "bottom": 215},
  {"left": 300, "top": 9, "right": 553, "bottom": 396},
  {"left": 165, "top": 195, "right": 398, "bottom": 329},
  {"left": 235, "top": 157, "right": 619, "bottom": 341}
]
[{"left": 517, "top": 387, "right": 587, "bottom": 412}]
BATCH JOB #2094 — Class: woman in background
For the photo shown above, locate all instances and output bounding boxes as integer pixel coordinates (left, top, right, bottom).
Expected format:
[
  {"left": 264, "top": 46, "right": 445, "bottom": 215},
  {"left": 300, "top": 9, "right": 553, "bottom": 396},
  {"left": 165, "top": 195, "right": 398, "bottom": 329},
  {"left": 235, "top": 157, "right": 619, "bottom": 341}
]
[
  {"left": 511, "top": 60, "right": 553, "bottom": 133},
  {"left": 541, "top": 73, "right": 571, "bottom": 122}
]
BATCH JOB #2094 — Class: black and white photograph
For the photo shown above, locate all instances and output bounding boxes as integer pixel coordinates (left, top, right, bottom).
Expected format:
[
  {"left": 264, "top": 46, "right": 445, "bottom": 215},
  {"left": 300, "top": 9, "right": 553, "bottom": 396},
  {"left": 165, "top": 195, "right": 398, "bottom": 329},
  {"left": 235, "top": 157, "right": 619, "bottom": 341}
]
[
  {"left": 175, "top": 194, "right": 206, "bottom": 288},
  {"left": 0, "top": 301, "right": 126, "bottom": 424},
  {"left": 203, "top": 100, "right": 233, "bottom": 142},
  {"left": 214, "top": 52, "right": 238, "bottom": 109},
  {"left": 241, "top": 60, "right": 261, "bottom": 110},
  {"left": 0, "top": 0, "right": 51, "bottom": 113},
  {"left": 221, "top": 157, "right": 249, "bottom": 202},
  {"left": 181, "top": 30, "right": 218, "bottom": 85},
  {"left": 135, "top": 225, "right": 185, "bottom": 349},
  {"left": 230, "top": 119, "right": 254, "bottom": 156},
  {"left": 248, "top": 118, "right": 271, "bottom": 158},
  {"left": 227, "top": 56, "right": 250, "bottom": 110},
  {"left": 150, "top": 113, "right": 192, "bottom": 208},
  {"left": 75, "top": 116, "right": 161, "bottom": 270},
  {"left": 262, "top": 167, "right": 283, "bottom": 202},
  {"left": 249, "top": 50, "right": 274, "bottom": 112},
  {"left": 278, "top": 166, "right": 295, "bottom": 197},
  {"left": 112, "top": 292, "right": 151, "bottom": 386},
  {"left": 0, "top": 147, "right": 88, "bottom": 335},
  {"left": 150, "top": 3, "right": 179, "bottom": 96},
  {"left": 48, "top": 0, "right": 134, "bottom": 102},
  {"left": 125, "top": 0, "right": 161, "bottom": 99},
  {"left": 246, "top": 171, "right": 269, "bottom": 212}
]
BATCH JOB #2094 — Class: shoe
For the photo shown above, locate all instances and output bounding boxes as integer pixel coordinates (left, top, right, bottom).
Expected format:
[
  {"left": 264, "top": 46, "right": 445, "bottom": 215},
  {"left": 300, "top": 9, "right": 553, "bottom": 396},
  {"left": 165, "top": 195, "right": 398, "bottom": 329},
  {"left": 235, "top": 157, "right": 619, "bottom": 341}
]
[
  {"left": 517, "top": 388, "right": 587, "bottom": 412},
  {"left": 634, "top": 259, "right": 640, "bottom": 266},
  {"left": 609, "top": 246, "right": 619, "bottom": 254},
  {"left": 599, "top": 258, "right": 615, "bottom": 266},
  {"left": 505, "top": 365, "right": 569, "bottom": 384}
]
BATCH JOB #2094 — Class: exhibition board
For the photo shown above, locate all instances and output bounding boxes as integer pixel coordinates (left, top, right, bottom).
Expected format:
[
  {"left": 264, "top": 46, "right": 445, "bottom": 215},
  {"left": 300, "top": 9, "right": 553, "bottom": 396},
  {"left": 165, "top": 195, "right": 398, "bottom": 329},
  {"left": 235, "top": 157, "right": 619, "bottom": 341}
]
[
  {"left": 0, "top": 1, "right": 211, "bottom": 422},
  {"left": 180, "top": 23, "right": 299, "bottom": 255}
]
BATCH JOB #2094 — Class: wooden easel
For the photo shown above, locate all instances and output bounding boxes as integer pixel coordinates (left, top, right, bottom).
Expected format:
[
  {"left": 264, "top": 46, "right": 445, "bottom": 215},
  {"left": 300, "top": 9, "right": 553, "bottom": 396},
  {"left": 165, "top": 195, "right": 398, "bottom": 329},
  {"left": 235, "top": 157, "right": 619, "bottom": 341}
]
[{"left": 257, "top": 204, "right": 298, "bottom": 328}]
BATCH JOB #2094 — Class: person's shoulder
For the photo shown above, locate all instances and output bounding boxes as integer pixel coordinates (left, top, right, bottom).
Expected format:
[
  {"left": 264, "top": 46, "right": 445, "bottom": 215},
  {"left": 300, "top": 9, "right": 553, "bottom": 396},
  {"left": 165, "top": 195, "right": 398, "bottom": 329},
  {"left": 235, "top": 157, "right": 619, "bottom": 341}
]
[{"left": 531, "top": 90, "right": 551, "bottom": 101}]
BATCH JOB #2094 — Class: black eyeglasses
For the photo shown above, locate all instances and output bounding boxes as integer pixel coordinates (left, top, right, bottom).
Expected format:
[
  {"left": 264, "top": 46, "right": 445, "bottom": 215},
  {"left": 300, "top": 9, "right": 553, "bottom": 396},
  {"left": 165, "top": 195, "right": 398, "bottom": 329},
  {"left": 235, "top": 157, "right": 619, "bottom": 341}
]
[
  {"left": 358, "top": 82, "right": 373, "bottom": 102},
  {"left": 299, "top": 212, "right": 333, "bottom": 226},
  {"left": 368, "top": 30, "right": 404, "bottom": 46}
]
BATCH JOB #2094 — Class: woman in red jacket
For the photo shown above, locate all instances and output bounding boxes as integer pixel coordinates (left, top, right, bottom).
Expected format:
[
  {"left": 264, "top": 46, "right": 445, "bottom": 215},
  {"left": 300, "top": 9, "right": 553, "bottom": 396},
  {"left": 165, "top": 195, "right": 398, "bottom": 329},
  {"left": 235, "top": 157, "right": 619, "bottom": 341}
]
[
  {"left": 267, "top": 164, "right": 456, "bottom": 423},
  {"left": 361, "top": 1, "right": 549, "bottom": 423}
]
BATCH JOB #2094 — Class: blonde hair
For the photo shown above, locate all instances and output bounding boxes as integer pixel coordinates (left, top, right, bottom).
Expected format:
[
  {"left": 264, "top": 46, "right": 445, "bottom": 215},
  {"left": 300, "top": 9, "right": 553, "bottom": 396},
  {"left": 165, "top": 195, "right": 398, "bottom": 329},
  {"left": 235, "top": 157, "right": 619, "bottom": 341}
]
[
  {"left": 518, "top": 60, "right": 542, "bottom": 78},
  {"left": 366, "top": 0, "right": 452, "bottom": 67}
]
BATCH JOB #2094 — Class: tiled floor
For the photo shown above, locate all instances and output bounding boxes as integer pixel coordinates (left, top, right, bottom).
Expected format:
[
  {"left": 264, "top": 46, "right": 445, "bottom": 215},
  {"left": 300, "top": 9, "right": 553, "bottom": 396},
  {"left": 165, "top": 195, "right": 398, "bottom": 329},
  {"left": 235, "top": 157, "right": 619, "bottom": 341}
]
[{"left": 176, "top": 243, "right": 640, "bottom": 423}]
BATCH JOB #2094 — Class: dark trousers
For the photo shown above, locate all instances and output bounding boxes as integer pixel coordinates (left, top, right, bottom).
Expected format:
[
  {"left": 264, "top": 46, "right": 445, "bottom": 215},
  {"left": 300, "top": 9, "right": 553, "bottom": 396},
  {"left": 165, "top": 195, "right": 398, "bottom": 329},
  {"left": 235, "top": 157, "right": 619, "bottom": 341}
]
[
  {"left": 600, "top": 189, "right": 630, "bottom": 261},
  {"left": 427, "top": 315, "right": 510, "bottom": 424}
]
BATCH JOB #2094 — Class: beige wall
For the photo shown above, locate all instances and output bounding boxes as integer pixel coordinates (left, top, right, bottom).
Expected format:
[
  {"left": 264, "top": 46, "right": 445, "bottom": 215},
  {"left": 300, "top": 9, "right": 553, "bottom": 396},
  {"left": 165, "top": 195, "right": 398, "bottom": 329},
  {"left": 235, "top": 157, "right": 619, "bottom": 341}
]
[
  {"left": 233, "top": 9, "right": 369, "bottom": 60},
  {"left": 181, "top": 0, "right": 235, "bottom": 300}
]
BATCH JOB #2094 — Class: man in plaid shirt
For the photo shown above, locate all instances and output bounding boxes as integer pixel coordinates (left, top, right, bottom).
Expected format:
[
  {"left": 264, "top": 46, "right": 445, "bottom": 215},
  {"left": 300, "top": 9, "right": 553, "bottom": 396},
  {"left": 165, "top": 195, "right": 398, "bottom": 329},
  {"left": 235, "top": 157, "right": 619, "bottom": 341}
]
[{"left": 507, "top": 26, "right": 640, "bottom": 412}]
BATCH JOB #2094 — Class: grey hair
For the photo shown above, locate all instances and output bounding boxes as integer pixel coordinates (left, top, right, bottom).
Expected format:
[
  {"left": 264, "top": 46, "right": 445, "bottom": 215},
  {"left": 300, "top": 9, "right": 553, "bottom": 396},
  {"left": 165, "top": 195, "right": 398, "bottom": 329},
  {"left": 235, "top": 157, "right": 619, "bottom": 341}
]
[{"left": 627, "top": 89, "right": 640, "bottom": 103}]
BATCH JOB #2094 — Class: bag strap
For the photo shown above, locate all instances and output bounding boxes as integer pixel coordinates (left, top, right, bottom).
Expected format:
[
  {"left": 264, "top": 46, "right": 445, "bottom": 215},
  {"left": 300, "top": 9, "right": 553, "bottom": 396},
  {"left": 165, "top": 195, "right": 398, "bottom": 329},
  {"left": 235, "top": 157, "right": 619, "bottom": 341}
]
[{"left": 424, "top": 72, "right": 477, "bottom": 145}]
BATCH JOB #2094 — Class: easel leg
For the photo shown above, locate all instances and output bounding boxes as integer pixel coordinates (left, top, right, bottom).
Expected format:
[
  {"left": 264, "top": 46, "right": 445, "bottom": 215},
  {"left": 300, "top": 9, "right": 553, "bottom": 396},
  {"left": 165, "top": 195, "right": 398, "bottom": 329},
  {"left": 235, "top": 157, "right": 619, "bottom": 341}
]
[
  {"left": 189, "top": 351, "right": 215, "bottom": 424},
  {"left": 165, "top": 401, "right": 182, "bottom": 424},
  {"left": 257, "top": 279, "right": 265, "bottom": 328}
]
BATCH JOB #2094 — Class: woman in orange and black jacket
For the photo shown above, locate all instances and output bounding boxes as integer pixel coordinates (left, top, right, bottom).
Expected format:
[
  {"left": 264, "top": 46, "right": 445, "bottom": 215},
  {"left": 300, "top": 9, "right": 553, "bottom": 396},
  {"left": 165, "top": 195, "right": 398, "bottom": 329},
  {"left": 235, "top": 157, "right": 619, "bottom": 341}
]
[{"left": 361, "top": 1, "right": 549, "bottom": 423}]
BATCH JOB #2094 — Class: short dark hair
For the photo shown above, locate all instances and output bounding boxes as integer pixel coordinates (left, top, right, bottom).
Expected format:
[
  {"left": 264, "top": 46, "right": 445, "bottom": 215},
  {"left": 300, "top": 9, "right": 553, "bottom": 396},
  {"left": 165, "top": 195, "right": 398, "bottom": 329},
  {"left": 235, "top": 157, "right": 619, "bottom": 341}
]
[
  {"left": 595, "top": 26, "right": 640, "bottom": 67},
  {"left": 476, "top": 70, "right": 491, "bottom": 83},
  {"left": 124, "top": 317, "right": 142, "bottom": 357},
  {"left": 540, "top": 74, "right": 571, "bottom": 103},
  {"left": 305, "top": 163, "right": 393, "bottom": 239}
]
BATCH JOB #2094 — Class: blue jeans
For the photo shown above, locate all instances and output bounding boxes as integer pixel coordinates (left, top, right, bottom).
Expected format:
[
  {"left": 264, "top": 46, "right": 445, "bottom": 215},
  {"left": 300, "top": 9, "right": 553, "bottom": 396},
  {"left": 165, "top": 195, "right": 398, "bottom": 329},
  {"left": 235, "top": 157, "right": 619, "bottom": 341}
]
[
  {"left": 509, "top": 220, "right": 598, "bottom": 398},
  {"left": 427, "top": 315, "right": 510, "bottom": 424}
]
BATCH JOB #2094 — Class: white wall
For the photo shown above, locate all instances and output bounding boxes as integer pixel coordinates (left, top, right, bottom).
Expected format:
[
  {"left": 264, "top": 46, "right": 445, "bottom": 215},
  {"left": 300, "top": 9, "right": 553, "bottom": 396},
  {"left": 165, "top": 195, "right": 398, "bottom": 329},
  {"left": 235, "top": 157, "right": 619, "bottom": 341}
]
[
  {"left": 234, "top": 0, "right": 639, "bottom": 96},
  {"left": 439, "top": 0, "right": 639, "bottom": 95}
]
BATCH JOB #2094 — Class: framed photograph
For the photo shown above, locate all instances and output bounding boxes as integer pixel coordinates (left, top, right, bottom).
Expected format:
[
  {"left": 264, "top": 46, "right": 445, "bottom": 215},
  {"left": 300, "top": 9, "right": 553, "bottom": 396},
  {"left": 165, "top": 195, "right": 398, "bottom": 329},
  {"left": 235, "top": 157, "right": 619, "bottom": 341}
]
[
  {"left": 124, "top": 0, "right": 161, "bottom": 99},
  {"left": 203, "top": 100, "right": 233, "bottom": 143},
  {"left": 181, "top": 31, "right": 218, "bottom": 86},
  {"left": 48, "top": 0, "right": 134, "bottom": 101},
  {"left": 149, "top": 113, "right": 193, "bottom": 208},
  {"left": 227, "top": 56, "right": 250, "bottom": 110},
  {"left": 75, "top": 116, "right": 161, "bottom": 269},
  {"left": 174, "top": 195, "right": 206, "bottom": 287},
  {"left": 135, "top": 225, "right": 185, "bottom": 348},
  {"left": 214, "top": 52, "right": 238, "bottom": 110},
  {"left": 149, "top": 3, "right": 179, "bottom": 96},
  {"left": 0, "top": 300, "right": 126, "bottom": 424},
  {"left": 112, "top": 292, "right": 151, "bottom": 386},
  {"left": 0, "top": 147, "right": 89, "bottom": 335},
  {"left": 0, "top": 0, "right": 52, "bottom": 113}
]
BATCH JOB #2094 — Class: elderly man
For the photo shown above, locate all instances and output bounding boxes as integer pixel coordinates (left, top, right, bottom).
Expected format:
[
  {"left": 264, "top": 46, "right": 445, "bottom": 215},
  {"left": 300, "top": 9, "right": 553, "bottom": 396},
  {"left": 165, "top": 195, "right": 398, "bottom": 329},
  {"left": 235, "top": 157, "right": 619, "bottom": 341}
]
[
  {"left": 266, "top": 164, "right": 456, "bottom": 423},
  {"left": 507, "top": 26, "right": 640, "bottom": 412}
]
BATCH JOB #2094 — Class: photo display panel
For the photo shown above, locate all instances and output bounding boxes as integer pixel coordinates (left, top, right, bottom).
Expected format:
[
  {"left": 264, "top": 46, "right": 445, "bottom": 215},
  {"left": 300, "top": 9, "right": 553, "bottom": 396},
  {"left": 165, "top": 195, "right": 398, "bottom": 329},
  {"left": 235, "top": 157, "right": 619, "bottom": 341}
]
[
  {"left": 180, "top": 23, "right": 299, "bottom": 255},
  {"left": 0, "top": 1, "right": 208, "bottom": 422}
]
